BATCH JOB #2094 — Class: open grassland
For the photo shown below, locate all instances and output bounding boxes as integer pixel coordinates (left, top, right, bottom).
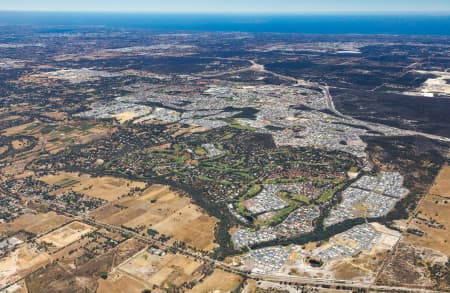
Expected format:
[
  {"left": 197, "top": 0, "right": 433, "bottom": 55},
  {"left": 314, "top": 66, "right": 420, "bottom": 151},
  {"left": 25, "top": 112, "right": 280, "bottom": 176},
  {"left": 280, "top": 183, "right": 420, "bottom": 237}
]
[
  {"left": 97, "top": 274, "right": 147, "bottom": 293},
  {"left": 117, "top": 250, "right": 203, "bottom": 289},
  {"left": 0, "top": 211, "right": 69, "bottom": 237},
  {"left": 37, "top": 221, "right": 95, "bottom": 249},
  {"left": 376, "top": 241, "right": 447, "bottom": 289},
  {"left": 405, "top": 194, "right": 450, "bottom": 255},
  {"left": 0, "top": 145, "right": 8, "bottom": 155},
  {"left": 0, "top": 245, "right": 50, "bottom": 288},
  {"left": 429, "top": 165, "right": 450, "bottom": 198},
  {"left": 40, "top": 171, "right": 146, "bottom": 201},
  {"left": 91, "top": 185, "right": 218, "bottom": 251},
  {"left": 11, "top": 138, "right": 31, "bottom": 151},
  {"left": 404, "top": 164, "right": 450, "bottom": 255},
  {"left": 189, "top": 269, "right": 243, "bottom": 293},
  {"left": 2, "top": 120, "right": 111, "bottom": 154}
]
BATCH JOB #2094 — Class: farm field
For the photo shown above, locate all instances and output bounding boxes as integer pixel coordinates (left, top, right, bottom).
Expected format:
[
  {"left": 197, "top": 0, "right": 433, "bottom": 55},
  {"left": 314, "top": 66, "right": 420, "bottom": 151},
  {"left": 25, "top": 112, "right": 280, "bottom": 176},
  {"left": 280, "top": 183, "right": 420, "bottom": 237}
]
[
  {"left": 428, "top": 165, "right": 450, "bottom": 197},
  {"left": 97, "top": 274, "right": 147, "bottom": 293},
  {"left": 0, "top": 211, "right": 70, "bottom": 237},
  {"left": 90, "top": 185, "right": 218, "bottom": 251},
  {"left": 1, "top": 120, "right": 111, "bottom": 154},
  {"left": 40, "top": 171, "right": 146, "bottom": 201},
  {"left": 189, "top": 269, "right": 243, "bottom": 293},
  {"left": 0, "top": 245, "right": 50, "bottom": 288},
  {"left": 405, "top": 197, "right": 450, "bottom": 255},
  {"left": 36, "top": 221, "right": 95, "bottom": 249},
  {"left": 116, "top": 250, "right": 203, "bottom": 289}
]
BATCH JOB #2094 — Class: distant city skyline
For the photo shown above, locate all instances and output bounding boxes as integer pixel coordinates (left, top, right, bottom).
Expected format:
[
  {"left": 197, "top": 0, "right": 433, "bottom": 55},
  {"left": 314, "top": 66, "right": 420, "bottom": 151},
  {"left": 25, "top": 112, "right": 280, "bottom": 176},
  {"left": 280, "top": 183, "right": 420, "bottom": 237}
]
[{"left": 1, "top": 0, "right": 450, "bottom": 13}]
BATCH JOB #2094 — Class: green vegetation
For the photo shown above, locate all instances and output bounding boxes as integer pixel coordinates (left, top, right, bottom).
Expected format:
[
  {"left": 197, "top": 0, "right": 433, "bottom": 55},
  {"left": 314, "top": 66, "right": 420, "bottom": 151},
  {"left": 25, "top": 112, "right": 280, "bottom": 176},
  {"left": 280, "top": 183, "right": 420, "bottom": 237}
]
[
  {"left": 236, "top": 201, "right": 252, "bottom": 217},
  {"left": 79, "top": 122, "right": 94, "bottom": 132},
  {"left": 194, "top": 147, "right": 207, "bottom": 156},
  {"left": 198, "top": 175, "right": 232, "bottom": 185},
  {"left": 199, "top": 161, "right": 253, "bottom": 181},
  {"left": 147, "top": 228, "right": 159, "bottom": 236},
  {"left": 244, "top": 184, "right": 262, "bottom": 199},
  {"left": 264, "top": 177, "right": 307, "bottom": 184},
  {"left": 317, "top": 183, "right": 345, "bottom": 203},
  {"left": 222, "top": 132, "right": 235, "bottom": 140},
  {"left": 265, "top": 205, "right": 297, "bottom": 227},
  {"left": 228, "top": 120, "right": 257, "bottom": 132},
  {"left": 348, "top": 166, "right": 359, "bottom": 173},
  {"left": 25, "top": 123, "right": 41, "bottom": 131},
  {"left": 61, "top": 126, "right": 75, "bottom": 133},
  {"left": 290, "top": 193, "right": 310, "bottom": 204},
  {"left": 40, "top": 124, "right": 57, "bottom": 135}
]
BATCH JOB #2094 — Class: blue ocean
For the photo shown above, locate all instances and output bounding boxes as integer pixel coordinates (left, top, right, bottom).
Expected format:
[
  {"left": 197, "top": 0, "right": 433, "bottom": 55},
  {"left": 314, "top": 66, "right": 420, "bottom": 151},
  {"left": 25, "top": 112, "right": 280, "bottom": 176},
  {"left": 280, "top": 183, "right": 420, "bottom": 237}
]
[{"left": 0, "top": 12, "right": 450, "bottom": 35}]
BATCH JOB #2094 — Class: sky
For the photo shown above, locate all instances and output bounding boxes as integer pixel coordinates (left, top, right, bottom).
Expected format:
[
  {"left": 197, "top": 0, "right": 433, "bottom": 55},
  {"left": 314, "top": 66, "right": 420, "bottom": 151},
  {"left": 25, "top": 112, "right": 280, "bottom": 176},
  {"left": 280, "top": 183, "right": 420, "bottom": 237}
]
[{"left": 0, "top": 0, "right": 450, "bottom": 14}]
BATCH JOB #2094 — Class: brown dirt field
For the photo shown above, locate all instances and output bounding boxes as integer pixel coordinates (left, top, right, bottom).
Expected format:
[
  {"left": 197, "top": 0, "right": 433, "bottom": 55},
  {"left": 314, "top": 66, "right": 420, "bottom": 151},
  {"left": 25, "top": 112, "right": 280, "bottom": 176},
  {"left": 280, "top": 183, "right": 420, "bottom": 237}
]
[
  {"left": 112, "top": 111, "right": 145, "bottom": 123},
  {"left": 332, "top": 261, "right": 368, "bottom": 281},
  {"left": 37, "top": 221, "right": 95, "bottom": 249},
  {"left": 11, "top": 139, "right": 31, "bottom": 150},
  {"left": 42, "top": 111, "right": 67, "bottom": 121},
  {"left": 51, "top": 237, "right": 91, "bottom": 267},
  {"left": 97, "top": 274, "right": 147, "bottom": 293},
  {"left": 25, "top": 262, "right": 81, "bottom": 293},
  {"left": 25, "top": 239, "right": 144, "bottom": 293},
  {"left": 404, "top": 164, "right": 450, "bottom": 255},
  {"left": 112, "top": 238, "right": 147, "bottom": 266},
  {"left": 0, "top": 145, "right": 8, "bottom": 155},
  {"left": 91, "top": 185, "right": 218, "bottom": 251},
  {"left": 189, "top": 269, "right": 243, "bottom": 293},
  {"left": 405, "top": 194, "right": 450, "bottom": 255},
  {"left": 429, "top": 165, "right": 450, "bottom": 198},
  {"left": 1, "top": 121, "right": 37, "bottom": 136},
  {"left": 0, "top": 212, "right": 69, "bottom": 236},
  {"left": 90, "top": 204, "right": 125, "bottom": 221},
  {"left": 3, "top": 279, "right": 28, "bottom": 293},
  {"left": 376, "top": 241, "right": 443, "bottom": 289},
  {"left": 118, "top": 250, "right": 203, "bottom": 289},
  {"left": 40, "top": 171, "right": 146, "bottom": 201},
  {"left": 0, "top": 244, "right": 50, "bottom": 288},
  {"left": 0, "top": 115, "right": 22, "bottom": 122},
  {"left": 2, "top": 121, "right": 111, "bottom": 155}
]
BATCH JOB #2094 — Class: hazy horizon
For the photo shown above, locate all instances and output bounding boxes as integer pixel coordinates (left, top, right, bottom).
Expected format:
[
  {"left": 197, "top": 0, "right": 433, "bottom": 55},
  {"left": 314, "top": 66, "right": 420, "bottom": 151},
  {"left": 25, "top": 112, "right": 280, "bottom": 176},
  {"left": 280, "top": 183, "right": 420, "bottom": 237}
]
[{"left": 0, "top": 0, "right": 449, "bottom": 14}]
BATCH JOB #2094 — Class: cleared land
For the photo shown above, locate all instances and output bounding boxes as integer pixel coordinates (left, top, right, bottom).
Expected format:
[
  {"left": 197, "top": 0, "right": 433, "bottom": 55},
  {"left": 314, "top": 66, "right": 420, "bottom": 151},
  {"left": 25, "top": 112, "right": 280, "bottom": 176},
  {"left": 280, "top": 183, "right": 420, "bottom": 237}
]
[
  {"left": 117, "top": 250, "right": 203, "bottom": 289},
  {"left": 0, "top": 211, "right": 69, "bottom": 236},
  {"left": 429, "top": 165, "right": 450, "bottom": 198},
  {"left": 0, "top": 145, "right": 8, "bottom": 155},
  {"left": 189, "top": 269, "right": 243, "bottom": 293},
  {"left": 91, "top": 185, "right": 218, "bottom": 251},
  {"left": 2, "top": 121, "right": 110, "bottom": 154},
  {"left": 404, "top": 164, "right": 450, "bottom": 255},
  {"left": 36, "top": 221, "right": 95, "bottom": 249},
  {"left": 0, "top": 245, "right": 50, "bottom": 288},
  {"left": 405, "top": 194, "right": 450, "bottom": 255},
  {"left": 97, "top": 274, "right": 147, "bottom": 293},
  {"left": 40, "top": 171, "right": 146, "bottom": 201},
  {"left": 11, "top": 139, "right": 31, "bottom": 150}
]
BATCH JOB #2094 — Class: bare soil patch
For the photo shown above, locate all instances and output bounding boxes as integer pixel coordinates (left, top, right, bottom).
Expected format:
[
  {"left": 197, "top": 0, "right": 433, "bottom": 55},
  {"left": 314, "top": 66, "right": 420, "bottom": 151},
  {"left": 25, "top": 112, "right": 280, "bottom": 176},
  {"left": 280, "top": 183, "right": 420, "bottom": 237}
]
[
  {"left": 40, "top": 171, "right": 146, "bottom": 201},
  {"left": 37, "top": 221, "right": 95, "bottom": 249},
  {"left": 0, "top": 211, "right": 69, "bottom": 237},
  {"left": 91, "top": 185, "right": 218, "bottom": 251},
  {"left": 0, "top": 244, "right": 50, "bottom": 288},
  {"left": 189, "top": 269, "right": 243, "bottom": 293},
  {"left": 117, "top": 250, "right": 203, "bottom": 289},
  {"left": 429, "top": 165, "right": 450, "bottom": 198}
]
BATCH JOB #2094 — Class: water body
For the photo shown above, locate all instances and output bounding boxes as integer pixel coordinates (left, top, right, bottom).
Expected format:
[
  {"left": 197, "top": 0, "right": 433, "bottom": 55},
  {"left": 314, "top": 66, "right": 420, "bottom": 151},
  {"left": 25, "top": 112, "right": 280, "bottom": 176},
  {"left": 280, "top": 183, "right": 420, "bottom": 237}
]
[{"left": 0, "top": 12, "right": 450, "bottom": 35}]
